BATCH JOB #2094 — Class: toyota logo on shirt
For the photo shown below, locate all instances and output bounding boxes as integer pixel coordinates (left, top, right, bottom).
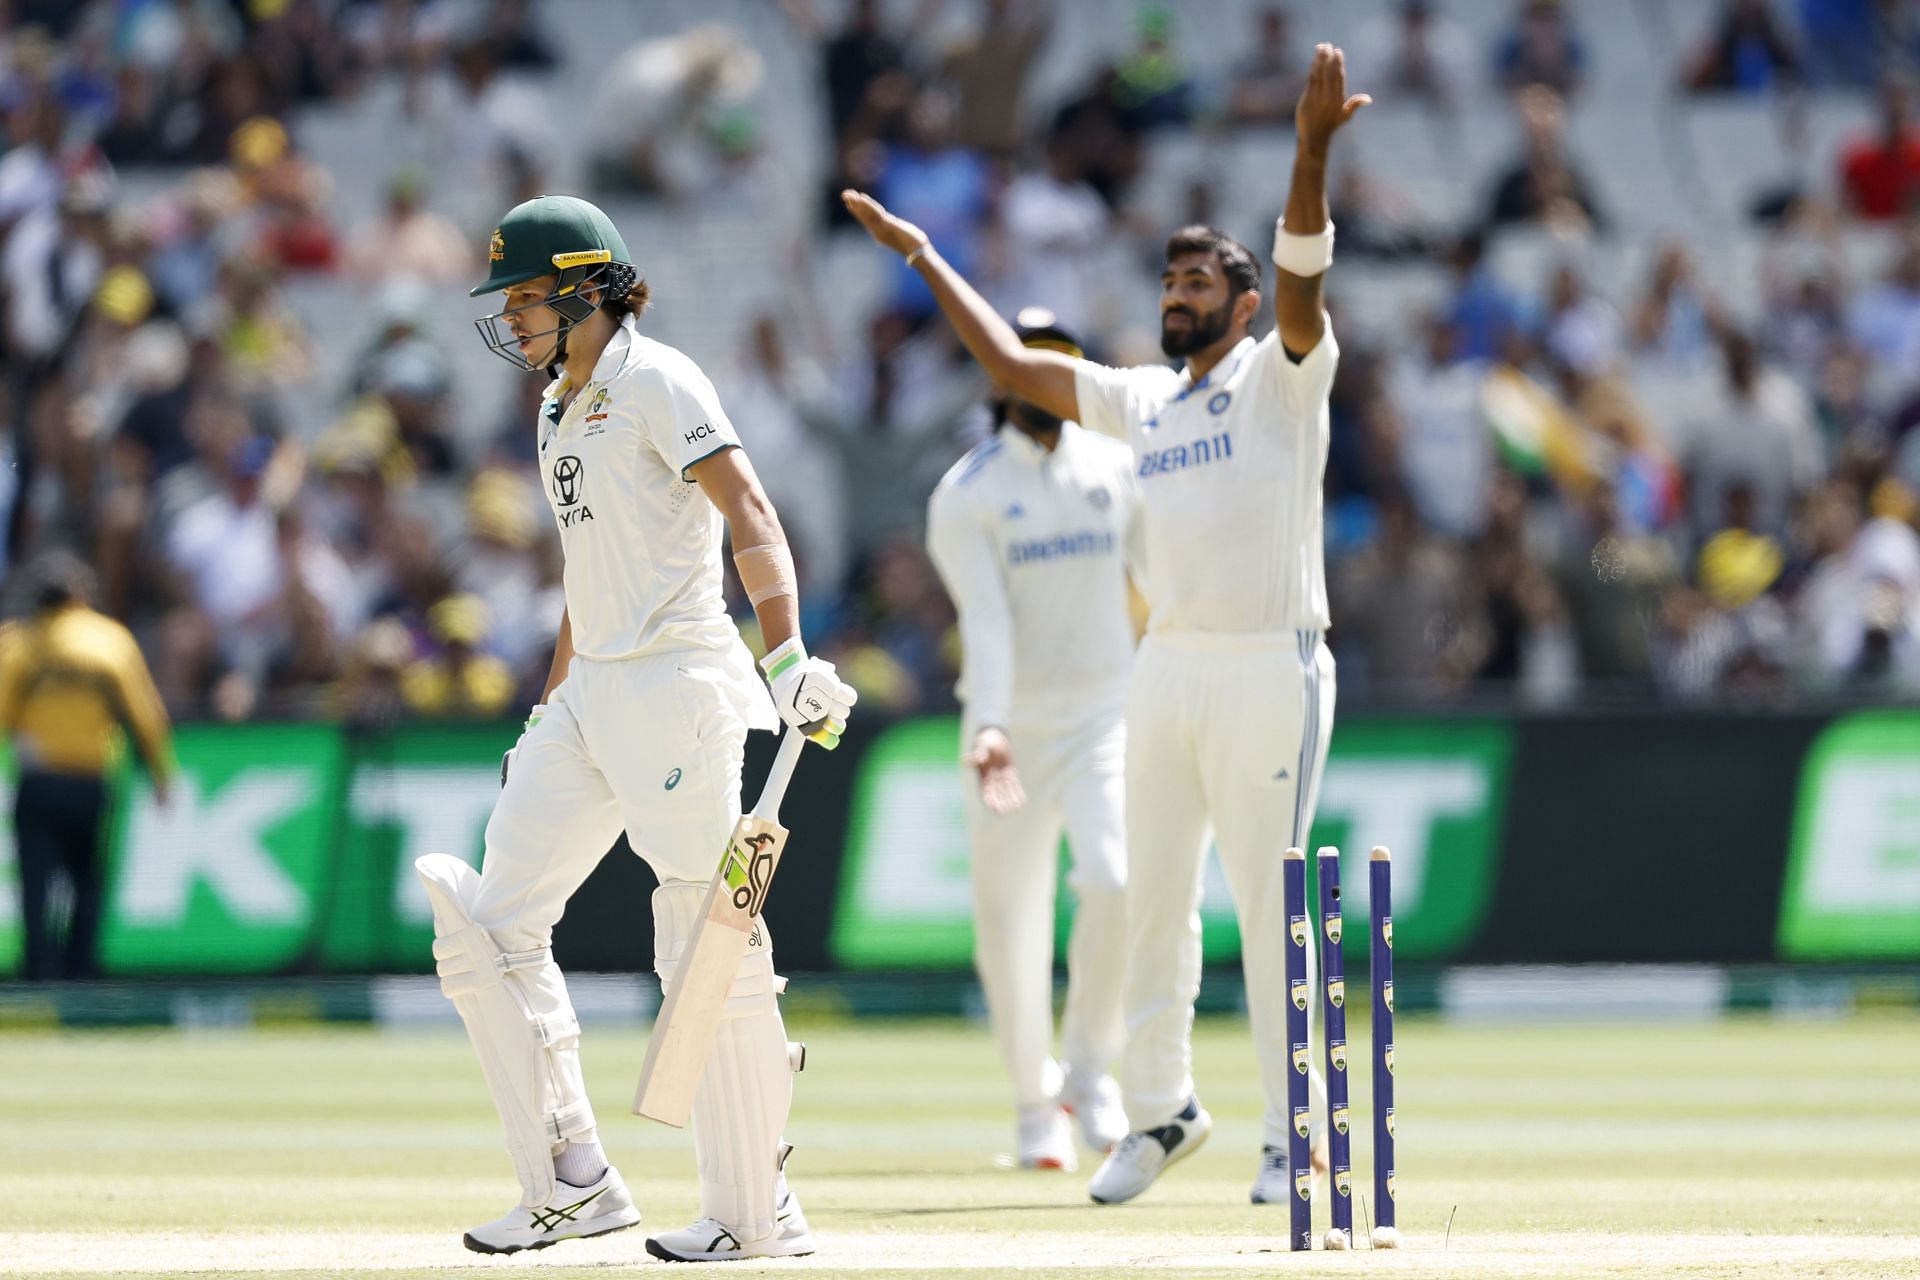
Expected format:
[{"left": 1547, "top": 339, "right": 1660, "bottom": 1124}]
[{"left": 551, "top": 454, "right": 584, "bottom": 506}]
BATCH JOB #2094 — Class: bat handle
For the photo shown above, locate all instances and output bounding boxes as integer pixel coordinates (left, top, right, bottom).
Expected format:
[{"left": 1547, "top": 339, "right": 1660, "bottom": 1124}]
[{"left": 750, "top": 726, "right": 807, "bottom": 823}]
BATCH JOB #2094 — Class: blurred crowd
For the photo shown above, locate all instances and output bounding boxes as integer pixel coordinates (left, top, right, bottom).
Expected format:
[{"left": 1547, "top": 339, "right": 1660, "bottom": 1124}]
[{"left": 2, "top": 0, "right": 1919, "bottom": 724}]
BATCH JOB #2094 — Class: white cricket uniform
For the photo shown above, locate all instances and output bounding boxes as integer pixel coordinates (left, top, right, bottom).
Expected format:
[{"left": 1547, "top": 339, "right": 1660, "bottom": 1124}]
[
  {"left": 446, "top": 313, "right": 792, "bottom": 1238},
  {"left": 1073, "top": 322, "right": 1339, "bottom": 1149},
  {"left": 926, "top": 423, "right": 1141, "bottom": 1114}
]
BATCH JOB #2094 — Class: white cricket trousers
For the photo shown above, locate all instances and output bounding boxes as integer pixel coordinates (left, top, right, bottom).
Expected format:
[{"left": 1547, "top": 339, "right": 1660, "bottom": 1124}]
[
  {"left": 962, "top": 708, "right": 1128, "bottom": 1110},
  {"left": 470, "top": 651, "right": 748, "bottom": 948},
  {"left": 1120, "top": 630, "right": 1336, "bottom": 1148}
]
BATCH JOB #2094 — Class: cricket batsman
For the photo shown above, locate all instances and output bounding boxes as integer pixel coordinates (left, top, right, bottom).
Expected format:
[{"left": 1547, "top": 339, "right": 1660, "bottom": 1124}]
[
  {"left": 847, "top": 44, "right": 1367, "bottom": 1205},
  {"left": 926, "top": 309, "right": 1141, "bottom": 1172},
  {"left": 418, "top": 194, "right": 855, "bottom": 1260}
]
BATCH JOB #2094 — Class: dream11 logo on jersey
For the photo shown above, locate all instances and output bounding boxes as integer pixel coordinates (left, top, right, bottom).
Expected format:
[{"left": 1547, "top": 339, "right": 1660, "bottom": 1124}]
[{"left": 550, "top": 454, "right": 594, "bottom": 527}]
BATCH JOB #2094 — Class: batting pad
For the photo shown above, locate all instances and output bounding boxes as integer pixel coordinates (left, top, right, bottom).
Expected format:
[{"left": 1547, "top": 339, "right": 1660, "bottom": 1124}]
[
  {"left": 655, "top": 881, "right": 792, "bottom": 1242},
  {"left": 417, "top": 854, "right": 596, "bottom": 1208}
]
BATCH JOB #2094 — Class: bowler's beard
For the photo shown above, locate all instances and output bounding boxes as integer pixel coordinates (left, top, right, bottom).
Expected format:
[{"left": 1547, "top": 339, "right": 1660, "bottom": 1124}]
[{"left": 1160, "top": 301, "right": 1232, "bottom": 356}]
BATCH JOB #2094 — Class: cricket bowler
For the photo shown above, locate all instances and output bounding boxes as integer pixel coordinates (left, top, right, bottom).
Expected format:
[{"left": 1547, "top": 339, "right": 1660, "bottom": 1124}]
[
  {"left": 926, "top": 309, "right": 1140, "bottom": 1172},
  {"left": 416, "top": 194, "right": 855, "bottom": 1260},
  {"left": 847, "top": 44, "right": 1366, "bottom": 1206}
]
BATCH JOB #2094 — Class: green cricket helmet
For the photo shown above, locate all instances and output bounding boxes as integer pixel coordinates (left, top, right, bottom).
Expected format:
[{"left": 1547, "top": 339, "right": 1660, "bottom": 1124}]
[{"left": 471, "top": 195, "right": 637, "bottom": 372}]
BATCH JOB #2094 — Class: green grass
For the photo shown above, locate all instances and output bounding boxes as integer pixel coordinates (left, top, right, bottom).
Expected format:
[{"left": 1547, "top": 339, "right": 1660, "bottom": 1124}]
[{"left": 2, "top": 1011, "right": 1918, "bottom": 1277}]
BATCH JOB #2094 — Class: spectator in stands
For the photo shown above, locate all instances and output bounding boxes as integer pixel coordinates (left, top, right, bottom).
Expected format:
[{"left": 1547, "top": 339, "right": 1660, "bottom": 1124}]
[
  {"left": 342, "top": 0, "right": 458, "bottom": 80},
  {"left": 586, "top": 25, "right": 766, "bottom": 203},
  {"left": 401, "top": 593, "right": 515, "bottom": 717},
  {"left": 1797, "top": 0, "right": 1877, "bottom": 89},
  {"left": 480, "top": 0, "right": 559, "bottom": 71},
  {"left": 1050, "top": 65, "right": 1147, "bottom": 209},
  {"left": 95, "top": 64, "right": 167, "bottom": 166},
  {"left": 1225, "top": 5, "right": 1307, "bottom": 128},
  {"left": 944, "top": 0, "right": 1053, "bottom": 157},
  {"left": 1839, "top": 76, "right": 1920, "bottom": 221},
  {"left": 873, "top": 88, "right": 993, "bottom": 321},
  {"left": 1763, "top": 248, "right": 1846, "bottom": 387},
  {"left": 989, "top": 125, "right": 1112, "bottom": 333},
  {"left": 1845, "top": 228, "right": 1920, "bottom": 393},
  {"left": 344, "top": 172, "right": 472, "bottom": 283},
  {"left": 1629, "top": 242, "right": 1719, "bottom": 373},
  {"left": 336, "top": 616, "right": 413, "bottom": 729},
  {"left": 247, "top": 0, "right": 351, "bottom": 106},
  {"left": 1329, "top": 486, "right": 1479, "bottom": 699},
  {"left": 1112, "top": 4, "right": 1195, "bottom": 131},
  {"left": 1555, "top": 478, "right": 1680, "bottom": 690},
  {"left": 409, "top": 37, "right": 547, "bottom": 222},
  {"left": 806, "top": 0, "right": 916, "bottom": 143},
  {"left": 1327, "top": 160, "right": 1431, "bottom": 259},
  {"left": 1486, "top": 84, "right": 1604, "bottom": 230},
  {"left": 1494, "top": 0, "right": 1587, "bottom": 98},
  {"left": 1467, "top": 469, "right": 1578, "bottom": 704},
  {"left": 1353, "top": 0, "right": 1477, "bottom": 112},
  {"left": 1681, "top": 0, "right": 1802, "bottom": 94},
  {"left": 239, "top": 122, "right": 339, "bottom": 275},
  {"left": 456, "top": 467, "right": 561, "bottom": 679},
  {"left": 1442, "top": 230, "right": 1529, "bottom": 363},
  {"left": 1, "top": 170, "right": 111, "bottom": 372},
  {"left": 209, "top": 253, "right": 311, "bottom": 397},
  {"left": 1389, "top": 313, "right": 1492, "bottom": 536},
  {"left": 1684, "top": 330, "right": 1824, "bottom": 543},
  {"left": 720, "top": 313, "right": 849, "bottom": 599}
]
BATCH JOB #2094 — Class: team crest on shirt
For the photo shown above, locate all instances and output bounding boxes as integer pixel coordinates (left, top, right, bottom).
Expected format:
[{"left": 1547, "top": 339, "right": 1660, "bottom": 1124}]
[
  {"left": 1208, "top": 391, "right": 1231, "bottom": 414},
  {"left": 584, "top": 384, "right": 612, "bottom": 430},
  {"left": 1087, "top": 485, "right": 1110, "bottom": 510}
]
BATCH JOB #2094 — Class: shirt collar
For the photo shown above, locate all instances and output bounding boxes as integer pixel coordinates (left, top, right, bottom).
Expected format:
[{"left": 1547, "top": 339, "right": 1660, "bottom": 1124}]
[
  {"left": 544, "top": 313, "right": 640, "bottom": 402},
  {"left": 1186, "top": 336, "right": 1257, "bottom": 387},
  {"left": 1000, "top": 421, "right": 1071, "bottom": 464}
]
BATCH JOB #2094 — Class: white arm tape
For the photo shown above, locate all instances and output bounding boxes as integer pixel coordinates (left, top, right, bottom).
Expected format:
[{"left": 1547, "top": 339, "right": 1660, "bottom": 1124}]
[{"left": 1273, "top": 218, "right": 1335, "bottom": 277}]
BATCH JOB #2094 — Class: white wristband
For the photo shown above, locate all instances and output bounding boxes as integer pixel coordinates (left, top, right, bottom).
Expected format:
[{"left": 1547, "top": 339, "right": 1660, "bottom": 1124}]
[{"left": 1273, "top": 219, "right": 1335, "bottom": 277}]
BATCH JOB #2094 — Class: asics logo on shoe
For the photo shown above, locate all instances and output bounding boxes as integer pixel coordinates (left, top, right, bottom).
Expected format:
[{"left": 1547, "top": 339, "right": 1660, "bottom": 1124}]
[
  {"left": 706, "top": 1228, "right": 740, "bottom": 1253},
  {"left": 528, "top": 1187, "right": 606, "bottom": 1233}
]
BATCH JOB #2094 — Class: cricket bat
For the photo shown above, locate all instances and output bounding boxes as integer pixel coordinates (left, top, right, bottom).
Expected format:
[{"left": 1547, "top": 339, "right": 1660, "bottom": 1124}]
[{"left": 634, "top": 725, "right": 808, "bottom": 1126}]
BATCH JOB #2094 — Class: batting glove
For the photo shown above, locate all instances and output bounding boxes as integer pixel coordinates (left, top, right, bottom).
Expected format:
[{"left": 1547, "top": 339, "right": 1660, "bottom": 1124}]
[{"left": 760, "top": 637, "right": 856, "bottom": 749}]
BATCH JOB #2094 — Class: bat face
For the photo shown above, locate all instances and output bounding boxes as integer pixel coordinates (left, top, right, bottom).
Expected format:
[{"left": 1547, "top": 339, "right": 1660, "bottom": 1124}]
[{"left": 716, "top": 817, "right": 787, "bottom": 928}]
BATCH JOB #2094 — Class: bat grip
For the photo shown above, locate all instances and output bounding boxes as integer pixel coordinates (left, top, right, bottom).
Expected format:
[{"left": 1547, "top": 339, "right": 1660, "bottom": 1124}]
[{"left": 750, "top": 726, "right": 807, "bottom": 823}]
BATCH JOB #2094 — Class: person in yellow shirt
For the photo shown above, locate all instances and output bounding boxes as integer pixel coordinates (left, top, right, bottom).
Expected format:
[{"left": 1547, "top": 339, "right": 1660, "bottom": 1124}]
[{"left": 0, "top": 552, "right": 174, "bottom": 980}]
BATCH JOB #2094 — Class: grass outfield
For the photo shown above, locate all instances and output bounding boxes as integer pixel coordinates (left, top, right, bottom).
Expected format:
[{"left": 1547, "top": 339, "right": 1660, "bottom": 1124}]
[{"left": 2, "top": 1011, "right": 1917, "bottom": 1278}]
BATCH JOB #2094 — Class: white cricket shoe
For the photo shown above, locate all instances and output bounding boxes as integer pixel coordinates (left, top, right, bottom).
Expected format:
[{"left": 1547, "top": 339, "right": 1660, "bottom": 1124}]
[
  {"left": 1250, "top": 1135, "right": 1332, "bottom": 1204},
  {"left": 1017, "top": 1102, "right": 1077, "bottom": 1171},
  {"left": 461, "top": 1165, "right": 641, "bottom": 1254},
  {"left": 644, "top": 1186, "right": 816, "bottom": 1262},
  {"left": 1060, "top": 1073, "right": 1127, "bottom": 1153},
  {"left": 1087, "top": 1097, "right": 1212, "bottom": 1205}
]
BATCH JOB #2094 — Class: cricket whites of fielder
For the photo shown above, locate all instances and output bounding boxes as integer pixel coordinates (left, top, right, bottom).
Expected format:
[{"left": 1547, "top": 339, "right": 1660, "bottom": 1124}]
[
  {"left": 926, "top": 308, "right": 1142, "bottom": 1171},
  {"left": 416, "top": 194, "right": 855, "bottom": 1261},
  {"left": 847, "top": 43, "right": 1368, "bottom": 1207}
]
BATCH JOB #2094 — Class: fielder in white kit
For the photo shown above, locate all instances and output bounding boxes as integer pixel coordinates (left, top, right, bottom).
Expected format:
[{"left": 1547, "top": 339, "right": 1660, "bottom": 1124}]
[
  {"left": 926, "top": 309, "right": 1140, "bottom": 1172},
  {"left": 416, "top": 194, "right": 855, "bottom": 1261},
  {"left": 847, "top": 44, "right": 1367, "bottom": 1205}
]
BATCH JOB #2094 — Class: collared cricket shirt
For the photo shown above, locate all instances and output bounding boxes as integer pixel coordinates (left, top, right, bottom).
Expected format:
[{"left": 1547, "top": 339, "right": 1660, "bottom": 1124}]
[
  {"left": 927, "top": 422, "right": 1141, "bottom": 729},
  {"left": 1072, "top": 323, "right": 1338, "bottom": 635}
]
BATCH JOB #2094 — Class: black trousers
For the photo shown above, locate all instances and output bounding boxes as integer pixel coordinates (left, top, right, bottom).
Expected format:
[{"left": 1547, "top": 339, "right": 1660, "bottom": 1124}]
[{"left": 14, "top": 771, "right": 109, "bottom": 980}]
